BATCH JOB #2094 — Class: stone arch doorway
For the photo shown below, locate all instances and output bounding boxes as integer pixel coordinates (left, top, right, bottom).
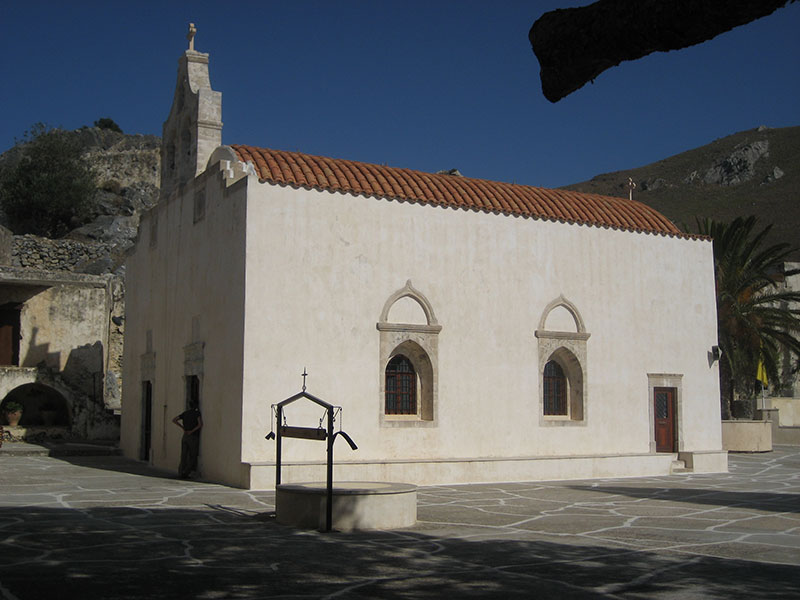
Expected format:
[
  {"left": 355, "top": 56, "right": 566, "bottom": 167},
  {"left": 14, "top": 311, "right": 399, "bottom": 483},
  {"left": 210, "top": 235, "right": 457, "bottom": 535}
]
[{"left": 1, "top": 383, "right": 71, "bottom": 427}]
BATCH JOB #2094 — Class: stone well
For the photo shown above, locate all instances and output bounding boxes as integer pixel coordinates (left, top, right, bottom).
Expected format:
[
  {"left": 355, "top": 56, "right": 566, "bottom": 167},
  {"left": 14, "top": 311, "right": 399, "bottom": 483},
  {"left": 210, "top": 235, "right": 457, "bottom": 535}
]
[{"left": 276, "top": 481, "right": 417, "bottom": 532}]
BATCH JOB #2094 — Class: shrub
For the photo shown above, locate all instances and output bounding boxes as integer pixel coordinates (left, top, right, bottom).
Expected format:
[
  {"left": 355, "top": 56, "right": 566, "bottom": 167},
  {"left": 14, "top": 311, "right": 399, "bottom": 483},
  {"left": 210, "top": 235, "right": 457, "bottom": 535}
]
[
  {"left": 0, "top": 123, "right": 97, "bottom": 238},
  {"left": 93, "top": 118, "right": 123, "bottom": 133}
]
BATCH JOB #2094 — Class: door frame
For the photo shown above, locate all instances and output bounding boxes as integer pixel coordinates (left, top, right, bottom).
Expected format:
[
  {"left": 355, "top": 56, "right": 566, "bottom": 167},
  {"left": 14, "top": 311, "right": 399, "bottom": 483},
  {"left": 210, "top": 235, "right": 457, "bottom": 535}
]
[
  {"left": 647, "top": 373, "right": 683, "bottom": 453},
  {"left": 653, "top": 387, "right": 677, "bottom": 452}
]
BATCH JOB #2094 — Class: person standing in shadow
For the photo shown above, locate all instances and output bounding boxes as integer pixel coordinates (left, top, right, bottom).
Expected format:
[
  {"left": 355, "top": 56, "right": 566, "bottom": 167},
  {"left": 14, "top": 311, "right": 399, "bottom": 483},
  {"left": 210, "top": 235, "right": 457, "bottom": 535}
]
[{"left": 172, "top": 403, "right": 202, "bottom": 479}]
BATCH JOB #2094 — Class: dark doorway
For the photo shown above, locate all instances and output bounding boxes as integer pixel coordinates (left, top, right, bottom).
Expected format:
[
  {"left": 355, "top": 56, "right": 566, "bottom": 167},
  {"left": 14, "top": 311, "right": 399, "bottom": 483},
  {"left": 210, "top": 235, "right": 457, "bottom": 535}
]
[
  {"left": 141, "top": 381, "right": 153, "bottom": 461},
  {"left": 0, "top": 304, "right": 21, "bottom": 366},
  {"left": 186, "top": 375, "right": 200, "bottom": 409},
  {"left": 654, "top": 387, "right": 676, "bottom": 452}
]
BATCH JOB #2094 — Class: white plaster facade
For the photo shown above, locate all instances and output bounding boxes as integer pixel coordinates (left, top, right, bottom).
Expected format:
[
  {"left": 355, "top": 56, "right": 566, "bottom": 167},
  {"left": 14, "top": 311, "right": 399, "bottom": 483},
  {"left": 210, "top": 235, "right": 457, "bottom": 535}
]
[{"left": 121, "top": 40, "right": 727, "bottom": 488}]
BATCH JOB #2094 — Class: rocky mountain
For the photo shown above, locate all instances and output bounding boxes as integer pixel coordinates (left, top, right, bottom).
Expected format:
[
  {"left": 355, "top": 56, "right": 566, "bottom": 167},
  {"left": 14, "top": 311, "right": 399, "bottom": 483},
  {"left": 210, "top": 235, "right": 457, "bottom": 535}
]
[
  {"left": 563, "top": 125, "right": 800, "bottom": 257},
  {"left": 0, "top": 127, "right": 160, "bottom": 275},
  {"left": 70, "top": 128, "right": 160, "bottom": 246}
]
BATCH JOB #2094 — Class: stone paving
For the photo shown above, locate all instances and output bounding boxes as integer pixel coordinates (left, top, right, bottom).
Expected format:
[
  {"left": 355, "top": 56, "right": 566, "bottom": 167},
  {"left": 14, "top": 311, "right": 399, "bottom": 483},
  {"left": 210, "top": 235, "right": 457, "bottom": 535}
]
[{"left": 0, "top": 447, "right": 799, "bottom": 599}]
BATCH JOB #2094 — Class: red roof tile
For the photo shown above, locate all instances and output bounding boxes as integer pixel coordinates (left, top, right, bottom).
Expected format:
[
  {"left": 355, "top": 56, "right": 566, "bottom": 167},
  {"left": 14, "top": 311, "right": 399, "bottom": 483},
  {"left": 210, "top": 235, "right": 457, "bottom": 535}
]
[{"left": 230, "top": 145, "right": 689, "bottom": 237}]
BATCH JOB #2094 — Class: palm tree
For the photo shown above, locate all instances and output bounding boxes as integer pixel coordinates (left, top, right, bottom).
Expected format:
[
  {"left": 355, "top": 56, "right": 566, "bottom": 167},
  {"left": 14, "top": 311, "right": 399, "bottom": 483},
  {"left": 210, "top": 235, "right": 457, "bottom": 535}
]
[{"left": 697, "top": 216, "right": 800, "bottom": 418}]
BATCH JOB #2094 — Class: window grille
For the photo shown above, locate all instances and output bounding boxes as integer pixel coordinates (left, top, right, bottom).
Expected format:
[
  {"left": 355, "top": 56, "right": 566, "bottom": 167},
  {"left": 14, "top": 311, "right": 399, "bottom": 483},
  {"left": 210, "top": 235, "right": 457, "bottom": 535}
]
[
  {"left": 543, "top": 360, "right": 567, "bottom": 415},
  {"left": 385, "top": 355, "right": 417, "bottom": 414}
]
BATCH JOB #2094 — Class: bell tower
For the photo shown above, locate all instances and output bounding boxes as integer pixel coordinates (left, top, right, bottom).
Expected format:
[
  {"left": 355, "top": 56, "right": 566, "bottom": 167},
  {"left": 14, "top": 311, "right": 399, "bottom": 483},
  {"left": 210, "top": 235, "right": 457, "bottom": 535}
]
[{"left": 160, "top": 23, "right": 222, "bottom": 200}]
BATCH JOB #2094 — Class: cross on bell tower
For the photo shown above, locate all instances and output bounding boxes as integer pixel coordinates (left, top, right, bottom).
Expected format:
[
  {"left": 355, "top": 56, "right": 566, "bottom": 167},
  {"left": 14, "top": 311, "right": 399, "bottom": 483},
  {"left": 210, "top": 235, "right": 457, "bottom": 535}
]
[
  {"left": 160, "top": 23, "right": 223, "bottom": 200},
  {"left": 187, "top": 23, "right": 197, "bottom": 51}
]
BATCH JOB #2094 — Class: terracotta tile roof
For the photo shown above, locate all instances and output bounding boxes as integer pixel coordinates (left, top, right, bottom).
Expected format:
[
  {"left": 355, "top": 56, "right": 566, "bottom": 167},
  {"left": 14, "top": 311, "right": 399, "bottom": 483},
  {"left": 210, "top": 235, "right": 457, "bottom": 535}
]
[{"left": 231, "top": 144, "right": 688, "bottom": 237}]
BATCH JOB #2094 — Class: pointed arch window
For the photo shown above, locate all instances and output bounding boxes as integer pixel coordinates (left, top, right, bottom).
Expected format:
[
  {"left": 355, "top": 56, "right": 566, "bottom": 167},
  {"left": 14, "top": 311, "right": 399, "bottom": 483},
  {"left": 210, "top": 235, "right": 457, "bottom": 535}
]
[
  {"left": 378, "top": 281, "right": 441, "bottom": 427},
  {"left": 543, "top": 360, "right": 567, "bottom": 416},
  {"left": 535, "top": 296, "right": 590, "bottom": 426},
  {"left": 385, "top": 355, "right": 417, "bottom": 415}
]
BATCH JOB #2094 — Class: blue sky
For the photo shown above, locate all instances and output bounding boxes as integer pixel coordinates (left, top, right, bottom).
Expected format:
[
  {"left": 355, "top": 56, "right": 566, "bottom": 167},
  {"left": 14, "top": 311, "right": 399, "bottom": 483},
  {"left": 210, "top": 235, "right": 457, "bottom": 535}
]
[{"left": 1, "top": 1, "right": 798, "bottom": 188}]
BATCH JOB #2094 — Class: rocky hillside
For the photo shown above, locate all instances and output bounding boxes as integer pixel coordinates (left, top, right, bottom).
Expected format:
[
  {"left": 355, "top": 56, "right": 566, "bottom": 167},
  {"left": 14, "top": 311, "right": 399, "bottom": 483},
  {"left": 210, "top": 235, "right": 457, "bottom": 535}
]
[
  {"left": 0, "top": 127, "right": 160, "bottom": 274},
  {"left": 563, "top": 125, "right": 800, "bottom": 257},
  {"left": 2, "top": 124, "right": 798, "bottom": 271}
]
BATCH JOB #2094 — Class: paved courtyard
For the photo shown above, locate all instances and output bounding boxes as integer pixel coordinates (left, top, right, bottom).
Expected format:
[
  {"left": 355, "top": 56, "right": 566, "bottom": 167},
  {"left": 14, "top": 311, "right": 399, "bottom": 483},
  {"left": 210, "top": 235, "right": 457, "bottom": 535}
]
[{"left": 1, "top": 447, "right": 799, "bottom": 599}]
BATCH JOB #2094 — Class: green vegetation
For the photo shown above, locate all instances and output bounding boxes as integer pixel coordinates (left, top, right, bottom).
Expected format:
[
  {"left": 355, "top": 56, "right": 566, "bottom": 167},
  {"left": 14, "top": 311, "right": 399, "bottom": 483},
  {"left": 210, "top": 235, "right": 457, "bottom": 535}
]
[
  {"left": 0, "top": 123, "right": 97, "bottom": 238},
  {"left": 93, "top": 118, "right": 123, "bottom": 133},
  {"left": 698, "top": 216, "right": 800, "bottom": 418},
  {"left": 3, "top": 401, "right": 23, "bottom": 413}
]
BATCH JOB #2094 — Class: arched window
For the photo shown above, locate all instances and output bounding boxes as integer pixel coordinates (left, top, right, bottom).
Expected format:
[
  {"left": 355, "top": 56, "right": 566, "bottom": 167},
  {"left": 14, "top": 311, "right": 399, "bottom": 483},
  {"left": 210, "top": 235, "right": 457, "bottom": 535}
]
[
  {"left": 536, "top": 296, "right": 589, "bottom": 426},
  {"left": 385, "top": 355, "right": 417, "bottom": 415},
  {"left": 378, "top": 281, "right": 441, "bottom": 427},
  {"left": 543, "top": 360, "right": 567, "bottom": 416}
]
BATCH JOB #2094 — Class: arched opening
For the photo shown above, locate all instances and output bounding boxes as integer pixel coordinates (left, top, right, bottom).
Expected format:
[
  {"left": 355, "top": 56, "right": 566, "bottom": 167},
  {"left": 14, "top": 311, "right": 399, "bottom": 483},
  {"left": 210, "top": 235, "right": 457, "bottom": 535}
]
[
  {"left": 181, "top": 127, "right": 192, "bottom": 159},
  {"left": 166, "top": 139, "right": 176, "bottom": 172},
  {"left": 383, "top": 340, "right": 435, "bottom": 421},
  {"left": 538, "top": 295, "right": 587, "bottom": 334},
  {"left": 536, "top": 296, "right": 589, "bottom": 426},
  {"left": 378, "top": 280, "right": 441, "bottom": 427},
  {"left": 1, "top": 383, "right": 70, "bottom": 427},
  {"left": 542, "top": 347, "right": 585, "bottom": 421},
  {"left": 378, "top": 280, "right": 441, "bottom": 329},
  {"left": 543, "top": 360, "right": 567, "bottom": 415},
  {"left": 385, "top": 355, "right": 417, "bottom": 415}
]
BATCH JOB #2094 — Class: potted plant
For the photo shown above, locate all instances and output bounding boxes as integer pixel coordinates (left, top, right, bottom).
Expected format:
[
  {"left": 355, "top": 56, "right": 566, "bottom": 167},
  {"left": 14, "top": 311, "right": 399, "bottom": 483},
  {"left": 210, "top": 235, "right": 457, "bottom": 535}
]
[{"left": 4, "top": 401, "right": 23, "bottom": 427}]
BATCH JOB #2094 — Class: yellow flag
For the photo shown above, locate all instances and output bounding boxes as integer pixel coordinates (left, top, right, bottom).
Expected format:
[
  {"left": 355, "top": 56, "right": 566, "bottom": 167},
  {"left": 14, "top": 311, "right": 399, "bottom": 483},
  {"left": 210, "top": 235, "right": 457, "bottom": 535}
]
[{"left": 756, "top": 359, "right": 768, "bottom": 387}]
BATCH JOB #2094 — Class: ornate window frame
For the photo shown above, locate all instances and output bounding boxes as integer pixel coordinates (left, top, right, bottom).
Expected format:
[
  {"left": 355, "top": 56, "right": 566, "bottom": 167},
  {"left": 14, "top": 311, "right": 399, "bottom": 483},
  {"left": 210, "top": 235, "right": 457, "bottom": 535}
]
[
  {"left": 377, "top": 280, "right": 441, "bottom": 428},
  {"left": 535, "top": 295, "right": 589, "bottom": 426}
]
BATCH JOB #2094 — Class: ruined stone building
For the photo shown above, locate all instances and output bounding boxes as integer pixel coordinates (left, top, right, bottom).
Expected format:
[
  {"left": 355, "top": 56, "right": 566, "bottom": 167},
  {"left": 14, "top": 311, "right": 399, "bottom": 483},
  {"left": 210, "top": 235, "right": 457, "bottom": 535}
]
[
  {"left": 120, "top": 34, "right": 727, "bottom": 488},
  {"left": 0, "top": 226, "right": 123, "bottom": 438}
]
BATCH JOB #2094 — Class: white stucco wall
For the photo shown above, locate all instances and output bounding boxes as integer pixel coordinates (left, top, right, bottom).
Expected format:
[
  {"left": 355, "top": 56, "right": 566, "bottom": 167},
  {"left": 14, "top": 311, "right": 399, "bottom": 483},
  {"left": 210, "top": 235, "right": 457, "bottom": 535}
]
[
  {"left": 123, "top": 163, "right": 724, "bottom": 488},
  {"left": 121, "top": 168, "right": 247, "bottom": 483},
  {"left": 767, "top": 397, "right": 800, "bottom": 426},
  {"left": 238, "top": 177, "right": 722, "bottom": 474}
]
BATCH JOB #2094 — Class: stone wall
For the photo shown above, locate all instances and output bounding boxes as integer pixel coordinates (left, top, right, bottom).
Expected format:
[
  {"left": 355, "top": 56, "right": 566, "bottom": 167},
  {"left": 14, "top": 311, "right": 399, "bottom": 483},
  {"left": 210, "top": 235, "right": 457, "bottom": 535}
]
[
  {"left": 0, "top": 227, "right": 12, "bottom": 265},
  {"left": 12, "top": 235, "right": 118, "bottom": 273},
  {"left": 6, "top": 234, "right": 127, "bottom": 430}
]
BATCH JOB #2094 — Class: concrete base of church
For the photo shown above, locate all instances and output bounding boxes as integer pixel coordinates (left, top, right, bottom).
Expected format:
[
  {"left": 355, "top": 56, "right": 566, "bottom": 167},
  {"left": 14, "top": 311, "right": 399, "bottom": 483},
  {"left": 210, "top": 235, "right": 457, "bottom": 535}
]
[
  {"left": 276, "top": 481, "right": 417, "bottom": 531},
  {"left": 243, "top": 451, "right": 729, "bottom": 490}
]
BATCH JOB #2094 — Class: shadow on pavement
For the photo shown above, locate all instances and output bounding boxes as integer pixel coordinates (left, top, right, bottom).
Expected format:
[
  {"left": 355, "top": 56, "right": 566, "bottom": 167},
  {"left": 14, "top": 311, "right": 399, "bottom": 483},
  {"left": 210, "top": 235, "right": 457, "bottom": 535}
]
[
  {"left": 568, "top": 485, "right": 800, "bottom": 514},
  {"left": 51, "top": 454, "right": 180, "bottom": 481},
  {"left": 0, "top": 505, "right": 798, "bottom": 599}
]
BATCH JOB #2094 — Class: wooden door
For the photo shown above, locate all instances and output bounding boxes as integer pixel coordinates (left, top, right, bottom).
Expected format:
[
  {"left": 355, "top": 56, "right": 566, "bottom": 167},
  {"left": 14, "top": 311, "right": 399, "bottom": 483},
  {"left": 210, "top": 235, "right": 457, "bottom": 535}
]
[
  {"left": 654, "top": 387, "right": 676, "bottom": 452},
  {"left": 0, "top": 307, "right": 20, "bottom": 366}
]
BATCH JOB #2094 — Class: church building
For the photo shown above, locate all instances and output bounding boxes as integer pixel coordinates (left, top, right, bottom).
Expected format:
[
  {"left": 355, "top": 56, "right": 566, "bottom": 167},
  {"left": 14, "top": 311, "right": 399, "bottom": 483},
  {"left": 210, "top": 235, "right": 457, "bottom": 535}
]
[{"left": 120, "top": 31, "right": 727, "bottom": 489}]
